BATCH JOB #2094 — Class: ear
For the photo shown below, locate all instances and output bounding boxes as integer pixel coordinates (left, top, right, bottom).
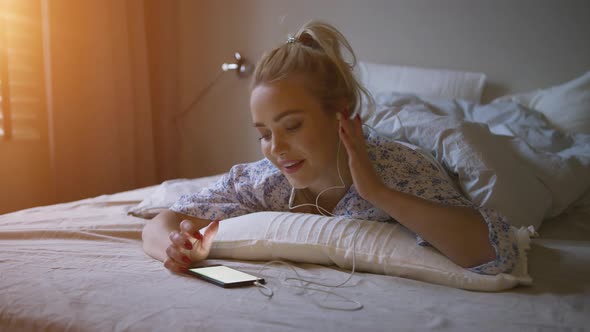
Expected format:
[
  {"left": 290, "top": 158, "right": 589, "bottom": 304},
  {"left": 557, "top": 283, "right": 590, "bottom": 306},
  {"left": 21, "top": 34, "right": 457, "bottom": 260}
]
[
  {"left": 333, "top": 98, "right": 349, "bottom": 116},
  {"left": 343, "top": 108, "right": 351, "bottom": 119},
  {"left": 335, "top": 109, "right": 352, "bottom": 121}
]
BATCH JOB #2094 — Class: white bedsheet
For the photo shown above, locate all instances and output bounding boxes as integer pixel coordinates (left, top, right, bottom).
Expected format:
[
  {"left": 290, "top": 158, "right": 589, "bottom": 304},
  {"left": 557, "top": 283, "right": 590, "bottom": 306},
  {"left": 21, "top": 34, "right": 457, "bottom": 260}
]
[{"left": 1, "top": 187, "right": 589, "bottom": 331}]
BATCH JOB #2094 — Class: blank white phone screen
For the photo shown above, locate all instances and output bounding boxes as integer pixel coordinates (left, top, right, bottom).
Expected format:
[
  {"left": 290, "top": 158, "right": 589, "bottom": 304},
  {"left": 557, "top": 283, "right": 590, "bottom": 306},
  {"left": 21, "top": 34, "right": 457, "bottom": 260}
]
[{"left": 189, "top": 266, "right": 258, "bottom": 283}]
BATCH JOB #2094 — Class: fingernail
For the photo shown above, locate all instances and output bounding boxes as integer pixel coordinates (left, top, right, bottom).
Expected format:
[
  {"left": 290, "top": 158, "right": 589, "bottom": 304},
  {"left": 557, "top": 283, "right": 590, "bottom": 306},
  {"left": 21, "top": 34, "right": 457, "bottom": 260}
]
[
  {"left": 193, "top": 231, "right": 203, "bottom": 240},
  {"left": 182, "top": 256, "right": 191, "bottom": 264},
  {"left": 184, "top": 240, "right": 193, "bottom": 250}
]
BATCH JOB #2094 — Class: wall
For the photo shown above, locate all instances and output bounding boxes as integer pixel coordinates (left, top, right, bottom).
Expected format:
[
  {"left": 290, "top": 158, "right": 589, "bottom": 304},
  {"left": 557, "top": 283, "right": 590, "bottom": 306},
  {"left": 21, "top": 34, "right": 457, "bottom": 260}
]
[
  {"left": 1, "top": 0, "right": 157, "bottom": 214},
  {"left": 0, "top": 0, "right": 52, "bottom": 214},
  {"left": 176, "top": 0, "right": 590, "bottom": 179},
  {"left": 0, "top": 141, "right": 52, "bottom": 214},
  {"left": 1, "top": 0, "right": 588, "bottom": 213},
  {"left": 44, "top": 0, "right": 157, "bottom": 204}
]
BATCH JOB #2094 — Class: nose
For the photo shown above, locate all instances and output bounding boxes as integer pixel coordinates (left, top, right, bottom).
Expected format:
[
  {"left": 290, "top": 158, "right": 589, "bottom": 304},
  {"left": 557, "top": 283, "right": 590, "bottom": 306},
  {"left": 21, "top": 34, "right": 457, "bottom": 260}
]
[{"left": 270, "top": 132, "right": 289, "bottom": 157}]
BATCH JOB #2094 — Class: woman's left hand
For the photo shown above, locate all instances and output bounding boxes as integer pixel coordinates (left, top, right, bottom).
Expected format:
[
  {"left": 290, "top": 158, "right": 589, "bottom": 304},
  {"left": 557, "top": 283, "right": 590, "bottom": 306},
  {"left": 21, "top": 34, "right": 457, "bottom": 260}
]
[{"left": 338, "top": 112, "right": 385, "bottom": 201}]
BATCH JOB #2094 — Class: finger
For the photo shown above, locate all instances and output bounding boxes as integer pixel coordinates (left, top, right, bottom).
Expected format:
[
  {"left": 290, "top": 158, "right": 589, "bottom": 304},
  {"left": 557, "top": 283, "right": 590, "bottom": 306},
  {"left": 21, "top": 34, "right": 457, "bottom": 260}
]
[
  {"left": 344, "top": 114, "right": 365, "bottom": 143},
  {"left": 339, "top": 123, "right": 354, "bottom": 152},
  {"left": 180, "top": 220, "right": 203, "bottom": 240},
  {"left": 164, "top": 257, "right": 188, "bottom": 273},
  {"left": 338, "top": 115, "right": 354, "bottom": 147},
  {"left": 169, "top": 230, "right": 193, "bottom": 250},
  {"left": 354, "top": 114, "right": 363, "bottom": 134},
  {"left": 201, "top": 220, "right": 219, "bottom": 249},
  {"left": 344, "top": 113, "right": 363, "bottom": 140},
  {"left": 341, "top": 114, "right": 363, "bottom": 143},
  {"left": 166, "top": 244, "right": 193, "bottom": 266},
  {"left": 352, "top": 114, "right": 369, "bottom": 148},
  {"left": 339, "top": 116, "right": 361, "bottom": 153},
  {"left": 339, "top": 118, "right": 363, "bottom": 154},
  {"left": 338, "top": 111, "right": 353, "bottom": 134}
]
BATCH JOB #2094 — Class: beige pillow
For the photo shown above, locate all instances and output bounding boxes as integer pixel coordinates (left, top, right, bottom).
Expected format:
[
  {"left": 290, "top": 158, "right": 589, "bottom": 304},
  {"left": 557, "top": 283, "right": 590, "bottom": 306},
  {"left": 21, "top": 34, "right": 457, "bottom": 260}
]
[
  {"left": 495, "top": 71, "right": 590, "bottom": 134},
  {"left": 210, "top": 211, "right": 533, "bottom": 292}
]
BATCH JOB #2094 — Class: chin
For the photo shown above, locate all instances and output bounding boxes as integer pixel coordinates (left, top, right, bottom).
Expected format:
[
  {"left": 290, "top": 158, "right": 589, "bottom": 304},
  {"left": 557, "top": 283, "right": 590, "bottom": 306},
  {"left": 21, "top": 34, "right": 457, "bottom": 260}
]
[
  {"left": 285, "top": 178, "right": 306, "bottom": 189},
  {"left": 283, "top": 174, "right": 310, "bottom": 189}
]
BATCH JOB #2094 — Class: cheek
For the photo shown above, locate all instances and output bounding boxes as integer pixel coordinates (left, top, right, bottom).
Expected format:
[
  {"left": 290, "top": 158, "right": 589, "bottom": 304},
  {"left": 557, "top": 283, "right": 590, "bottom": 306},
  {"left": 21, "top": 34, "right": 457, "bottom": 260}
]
[
  {"left": 260, "top": 141, "right": 273, "bottom": 160},
  {"left": 305, "top": 128, "right": 334, "bottom": 153}
]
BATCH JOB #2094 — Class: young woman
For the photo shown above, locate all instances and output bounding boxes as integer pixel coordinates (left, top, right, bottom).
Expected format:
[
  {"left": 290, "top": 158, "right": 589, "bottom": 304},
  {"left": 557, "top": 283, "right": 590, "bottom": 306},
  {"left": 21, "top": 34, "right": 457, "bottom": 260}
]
[{"left": 142, "top": 21, "right": 517, "bottom": 276}]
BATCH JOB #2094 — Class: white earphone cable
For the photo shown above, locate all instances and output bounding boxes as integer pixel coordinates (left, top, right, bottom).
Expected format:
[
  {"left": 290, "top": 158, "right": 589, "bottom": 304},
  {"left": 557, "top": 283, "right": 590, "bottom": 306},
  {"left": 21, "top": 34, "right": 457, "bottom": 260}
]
[
  {"left": 254, "top": 221, "right": 363, "bottom": 312},
  {"left": 287, "top": 137, "right": 346, "bottom": 217},
  {"left": 254, "top": 118, "right": 365, "bottom": 311}
]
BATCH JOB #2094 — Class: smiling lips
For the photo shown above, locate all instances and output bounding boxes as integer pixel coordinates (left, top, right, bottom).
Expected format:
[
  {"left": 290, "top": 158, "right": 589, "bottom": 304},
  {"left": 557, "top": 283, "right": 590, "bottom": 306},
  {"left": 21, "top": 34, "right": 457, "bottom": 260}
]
[{"left": 279, "top": 160, "right": 305, "bottom": 174}]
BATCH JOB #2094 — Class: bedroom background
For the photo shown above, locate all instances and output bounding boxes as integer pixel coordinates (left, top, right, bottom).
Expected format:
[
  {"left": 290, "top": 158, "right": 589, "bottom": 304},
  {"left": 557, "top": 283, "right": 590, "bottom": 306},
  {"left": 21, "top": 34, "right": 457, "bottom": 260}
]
[{"left": 0, "top": 0, "right": 589, "bottom": 215}]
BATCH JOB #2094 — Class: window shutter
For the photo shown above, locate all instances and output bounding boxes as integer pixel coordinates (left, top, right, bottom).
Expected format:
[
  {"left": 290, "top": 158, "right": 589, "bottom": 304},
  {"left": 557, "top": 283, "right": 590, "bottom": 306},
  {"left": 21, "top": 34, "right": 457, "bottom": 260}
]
[{"left": 0, "top": 0, "right": 45, "bottom": 141}]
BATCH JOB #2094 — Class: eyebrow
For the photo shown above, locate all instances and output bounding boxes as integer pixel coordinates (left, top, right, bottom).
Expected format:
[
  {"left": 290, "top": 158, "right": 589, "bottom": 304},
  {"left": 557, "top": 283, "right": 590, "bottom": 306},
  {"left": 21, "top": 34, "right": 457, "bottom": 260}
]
[{"left": 253, "top": 109, "right": 303, "bottom": 127}]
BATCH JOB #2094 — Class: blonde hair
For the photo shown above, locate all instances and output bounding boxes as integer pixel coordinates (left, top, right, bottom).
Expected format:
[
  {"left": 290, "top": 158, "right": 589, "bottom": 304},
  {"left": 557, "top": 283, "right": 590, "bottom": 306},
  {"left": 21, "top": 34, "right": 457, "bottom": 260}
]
[{"left": 252, "top": 20, "right": 373, "bottom": 115}]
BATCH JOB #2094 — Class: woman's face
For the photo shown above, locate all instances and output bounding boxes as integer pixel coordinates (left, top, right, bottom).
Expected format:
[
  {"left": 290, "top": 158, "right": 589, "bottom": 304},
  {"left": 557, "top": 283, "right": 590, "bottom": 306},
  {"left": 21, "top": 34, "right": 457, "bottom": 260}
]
[{"left": 250, "top": 76, "right": 341, "bottom": 193}]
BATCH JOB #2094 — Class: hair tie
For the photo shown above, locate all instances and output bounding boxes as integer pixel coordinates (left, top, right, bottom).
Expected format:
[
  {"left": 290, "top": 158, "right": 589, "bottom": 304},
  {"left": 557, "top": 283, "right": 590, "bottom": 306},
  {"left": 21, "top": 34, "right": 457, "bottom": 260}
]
[{"left": 286, "top": 34, "right": 319, "bottom": 49}]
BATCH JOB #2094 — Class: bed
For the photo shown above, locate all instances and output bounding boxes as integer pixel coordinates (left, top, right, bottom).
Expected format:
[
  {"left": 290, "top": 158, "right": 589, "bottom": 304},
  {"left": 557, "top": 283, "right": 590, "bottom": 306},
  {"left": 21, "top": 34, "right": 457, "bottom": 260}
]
[{"left": 1, "top": 64, "right": 589, "bottom": 331}]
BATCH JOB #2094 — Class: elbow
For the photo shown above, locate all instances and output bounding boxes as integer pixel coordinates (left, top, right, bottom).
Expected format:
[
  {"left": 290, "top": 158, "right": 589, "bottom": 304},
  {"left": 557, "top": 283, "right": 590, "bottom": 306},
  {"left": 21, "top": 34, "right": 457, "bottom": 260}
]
[
  {"left": 141, "top": 222, "right": 154, "bottom": 256},
  {"left": 141, "top": 217, "right": 154, "bottom": 247},
  {"left": 458, "top": 245, "right": 497, "bottom": 269},
  {"left": 141, "top": 210, "right": 180, "bottom": 262},
  {"left": 141, "top": 218, "right": 164, "bottom": 262},
  {"left": 459, "top": 214, "right": 497, "bottom": 269}
]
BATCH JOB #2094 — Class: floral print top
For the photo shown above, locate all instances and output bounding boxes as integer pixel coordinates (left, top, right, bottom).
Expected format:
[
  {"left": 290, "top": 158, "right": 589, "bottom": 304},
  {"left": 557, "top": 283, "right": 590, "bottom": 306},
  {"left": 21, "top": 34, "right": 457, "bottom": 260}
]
[{"left": 171, "top": 131, "right": 519, "bottom": 275}]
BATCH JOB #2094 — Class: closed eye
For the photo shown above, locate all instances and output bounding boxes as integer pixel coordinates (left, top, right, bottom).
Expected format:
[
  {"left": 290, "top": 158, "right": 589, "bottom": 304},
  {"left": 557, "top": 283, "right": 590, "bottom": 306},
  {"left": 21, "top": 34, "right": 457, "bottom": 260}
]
[
  {"left": 257, "top": 131, "right": 271, "bottom": 141},
  {"left": 286, "top": 122, "right": 302, "bottom": 132},
  {"left": 257, "top": 121, "right": 301, "bottom": 141}
]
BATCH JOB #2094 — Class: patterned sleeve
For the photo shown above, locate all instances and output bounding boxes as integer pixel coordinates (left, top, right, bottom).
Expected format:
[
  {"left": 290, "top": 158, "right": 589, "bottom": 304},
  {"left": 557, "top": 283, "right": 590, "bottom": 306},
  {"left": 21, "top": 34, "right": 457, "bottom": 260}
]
[
  {"left": 368, "top": 133, "right": 519, "bottom": 275},
  {"left": 169, "top": 161, "right": 267, "bottom": 220}
]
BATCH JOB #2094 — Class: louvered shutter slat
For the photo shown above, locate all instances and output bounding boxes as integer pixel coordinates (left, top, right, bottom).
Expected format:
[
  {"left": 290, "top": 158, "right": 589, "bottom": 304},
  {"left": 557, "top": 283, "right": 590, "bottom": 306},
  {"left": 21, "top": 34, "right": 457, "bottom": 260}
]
[{"left": 0, "top": 0, "right": 44, "bottom": 140}]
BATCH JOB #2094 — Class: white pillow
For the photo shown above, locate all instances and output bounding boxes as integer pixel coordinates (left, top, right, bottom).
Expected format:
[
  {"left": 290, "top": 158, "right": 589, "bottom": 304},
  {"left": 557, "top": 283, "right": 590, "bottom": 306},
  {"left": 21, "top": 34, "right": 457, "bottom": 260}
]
[
  {"left": 494, "top": 71, "right": 590, "bottom": 134},
  {"left": 210, "top": 211, "right": 533, "bottom": 292},
  {"left": 127, "top": 174, "right": 222, "bottom": 218},
  {"left": 357, "top": 61, "right": 487, "bottom": 103}
]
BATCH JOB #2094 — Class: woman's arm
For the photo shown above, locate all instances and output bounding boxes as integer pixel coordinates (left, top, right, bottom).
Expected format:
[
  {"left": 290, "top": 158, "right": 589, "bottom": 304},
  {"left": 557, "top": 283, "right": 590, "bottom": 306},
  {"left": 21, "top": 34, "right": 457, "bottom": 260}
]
[
  {"left": 366, "top": 186, "right": 496, "bottom": 268},
  {"left": 143, "top": 165, "right": 267, "bottom": 272},
  {"left": 142, "top": 209, "right": 215, "bottom": 271},
  {"left": 338, "top": 113, "right": 496, "bottom": 269}
]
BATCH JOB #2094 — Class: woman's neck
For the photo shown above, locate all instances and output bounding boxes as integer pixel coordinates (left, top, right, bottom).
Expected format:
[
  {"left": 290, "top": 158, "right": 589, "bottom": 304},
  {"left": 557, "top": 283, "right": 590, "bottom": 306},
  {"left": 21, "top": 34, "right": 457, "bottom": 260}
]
[
  {"left": 308, "top": 141, "right": 352, "bottom": 193},
  {"left": 302, "top": 146, "right": 352, "bottom": 214},
  {"left": 308, "top": 186, "right": 348, "bottom": 213}
]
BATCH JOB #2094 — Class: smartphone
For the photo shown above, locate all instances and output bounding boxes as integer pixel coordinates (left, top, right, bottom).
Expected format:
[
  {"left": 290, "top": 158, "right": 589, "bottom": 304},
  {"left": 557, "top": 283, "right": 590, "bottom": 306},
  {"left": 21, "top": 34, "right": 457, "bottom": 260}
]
[{"left": 186, "top": 264, "right": 265, "bottom": 288}]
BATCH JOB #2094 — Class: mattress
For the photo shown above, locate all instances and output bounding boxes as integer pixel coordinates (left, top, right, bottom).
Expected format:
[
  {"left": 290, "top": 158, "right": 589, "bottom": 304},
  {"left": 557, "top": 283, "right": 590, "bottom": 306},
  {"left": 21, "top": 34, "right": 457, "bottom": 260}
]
[{"left": 1, "top": 185, "right": 589, "bottom": 331}]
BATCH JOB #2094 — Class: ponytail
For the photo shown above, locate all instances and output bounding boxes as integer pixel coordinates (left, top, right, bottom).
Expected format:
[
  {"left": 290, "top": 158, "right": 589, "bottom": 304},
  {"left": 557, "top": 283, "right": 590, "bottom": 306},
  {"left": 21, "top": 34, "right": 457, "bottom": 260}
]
[{"left": 253, "top": 21, "right": 374, "bottom": 115}]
